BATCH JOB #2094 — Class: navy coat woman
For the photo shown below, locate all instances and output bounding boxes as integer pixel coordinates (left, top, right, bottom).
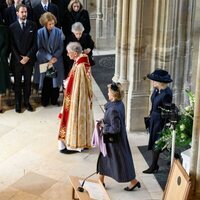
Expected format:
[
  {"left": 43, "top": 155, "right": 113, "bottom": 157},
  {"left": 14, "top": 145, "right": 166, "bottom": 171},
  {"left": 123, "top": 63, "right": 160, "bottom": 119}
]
[
  {"left": 97, "top": 101, "right": 136, "bottom": 182},
  {"left": 97, "top": 83, "right": 140, "bottom": 191},
  {"left": 143, "top": 69, "right": 173, "bottom": 174},
  {"left": 148, "top": 87, "right": 172, "bottom": 150}
]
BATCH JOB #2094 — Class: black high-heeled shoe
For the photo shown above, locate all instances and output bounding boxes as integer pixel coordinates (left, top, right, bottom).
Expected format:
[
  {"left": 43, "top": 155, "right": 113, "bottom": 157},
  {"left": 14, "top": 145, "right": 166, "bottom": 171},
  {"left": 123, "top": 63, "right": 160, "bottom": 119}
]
[
  {"left": 142, "top": 165, "right": 159, "bottom": 174},
  {"left": 124, "top": 181, "right": 141, "bottom": 191}
]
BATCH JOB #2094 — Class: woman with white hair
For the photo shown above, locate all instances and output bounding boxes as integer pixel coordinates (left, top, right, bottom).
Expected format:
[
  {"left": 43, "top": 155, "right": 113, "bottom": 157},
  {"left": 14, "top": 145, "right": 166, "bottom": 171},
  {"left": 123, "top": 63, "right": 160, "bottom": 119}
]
[
  {"left": 58, "top": 42, "right": 94, "bottom": 154},
  {"left": 65, "top": 22, "right": 95, "bottom": 72}
]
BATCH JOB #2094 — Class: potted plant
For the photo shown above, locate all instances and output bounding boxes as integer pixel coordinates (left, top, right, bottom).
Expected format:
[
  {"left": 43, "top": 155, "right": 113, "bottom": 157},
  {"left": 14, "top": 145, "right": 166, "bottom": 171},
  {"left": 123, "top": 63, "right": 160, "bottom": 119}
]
[{"left": 155, "top": 90, "right": 194, "bottom": 151}]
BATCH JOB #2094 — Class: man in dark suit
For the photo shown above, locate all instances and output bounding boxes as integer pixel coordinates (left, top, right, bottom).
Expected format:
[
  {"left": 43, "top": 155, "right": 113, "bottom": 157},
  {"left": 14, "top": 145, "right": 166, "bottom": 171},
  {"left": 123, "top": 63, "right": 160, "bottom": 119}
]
[
  {"left": 9, "top": 4, "right": 37, "bottom": 113},
  {"left": 33, "top": 0, "right": 59, "bottom": 29},
  {"left": 4, "top": 0, "right": 33, "bottom": 26}
]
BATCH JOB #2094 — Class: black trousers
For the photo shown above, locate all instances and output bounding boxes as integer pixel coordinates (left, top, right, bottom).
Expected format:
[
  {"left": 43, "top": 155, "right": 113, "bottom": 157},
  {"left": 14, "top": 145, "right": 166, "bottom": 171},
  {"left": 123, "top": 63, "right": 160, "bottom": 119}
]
[
  {"left": 13, "top": 62, "right": 33, "bottom": 105},
  {"left": 41, "top": 77, "right": 59, "bottom": 106}
]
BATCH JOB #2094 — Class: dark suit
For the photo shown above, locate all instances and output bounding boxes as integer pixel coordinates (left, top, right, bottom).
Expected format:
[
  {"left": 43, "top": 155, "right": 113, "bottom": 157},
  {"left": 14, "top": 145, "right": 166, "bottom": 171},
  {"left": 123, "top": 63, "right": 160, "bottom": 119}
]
[
  {"left": 4, "top": 5, "right": 33, "bottom": 27},
  {"left": 33, "top": 3, "right": 59, "bottom": 29},
  {"left": 9, "top": 20, "right": 37, "bottom": 105}
]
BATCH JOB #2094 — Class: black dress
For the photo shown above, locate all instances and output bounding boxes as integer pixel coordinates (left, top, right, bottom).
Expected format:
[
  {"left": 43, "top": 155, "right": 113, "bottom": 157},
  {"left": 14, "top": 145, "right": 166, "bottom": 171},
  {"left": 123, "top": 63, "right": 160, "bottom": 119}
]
[
  {"left": 148, "top": 87, "right": 173, "bottom": 150},
  {"left": 97, "top": 101, "right": 136, "bottom": 182}
]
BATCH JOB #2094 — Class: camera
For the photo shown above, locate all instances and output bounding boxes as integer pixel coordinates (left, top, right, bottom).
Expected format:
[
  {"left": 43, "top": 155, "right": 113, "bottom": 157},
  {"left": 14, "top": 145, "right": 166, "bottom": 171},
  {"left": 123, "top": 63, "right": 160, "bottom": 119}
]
[{"left": 160, "top": 103, "right": 179, "bottom": 122}]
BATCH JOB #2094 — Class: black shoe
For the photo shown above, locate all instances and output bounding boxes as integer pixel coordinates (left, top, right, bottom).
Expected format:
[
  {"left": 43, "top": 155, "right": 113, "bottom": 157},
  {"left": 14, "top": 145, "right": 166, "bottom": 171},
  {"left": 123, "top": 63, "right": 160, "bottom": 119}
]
[
  {"left": 0, "top": 109, "right": 3, "bottom": 113},
  {"left": 60, "top": 148, "right": 78, "bottom": 154},
  {"left": 124, "top": 182, "right": 141, "bottom": 191},
  {"left": 25, "top": 103, "right": 34, "bottom": 112},
  {"left": 142, "top": 165, "right": 159, "bottom": 174},
  {"left": 15, "top": 104, "right": 21, "bottom": 113}
]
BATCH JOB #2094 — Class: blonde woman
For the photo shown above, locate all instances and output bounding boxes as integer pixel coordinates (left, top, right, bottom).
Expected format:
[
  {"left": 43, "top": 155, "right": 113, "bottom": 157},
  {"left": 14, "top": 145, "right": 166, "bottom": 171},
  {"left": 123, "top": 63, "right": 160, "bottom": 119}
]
[
  {"left": 34, "top": 12, "right": 64, "bottom": 106},
  {"left": 143, "top": 69, "right": 173, "bottom": 173},
  {"left": 97, "top": 82, "right": 141, "bottom": 191},
  {"left": 63, "top": 0, "right": 90, "bottom": 37}
]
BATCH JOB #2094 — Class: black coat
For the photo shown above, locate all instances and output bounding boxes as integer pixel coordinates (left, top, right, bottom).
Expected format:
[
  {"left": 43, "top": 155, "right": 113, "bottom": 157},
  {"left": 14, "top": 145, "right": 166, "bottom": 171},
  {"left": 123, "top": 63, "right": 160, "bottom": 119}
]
[
  {"left": 97, "top": 101, "right": 136, "bottom": 182},
  {"left": 9, "top": 20, "right": 37, "bottom": 67},
  {"left": 66, "top": 33, "right": 95, "bottom": 66},
  {"left": 63, "top": 9, "right": 91, "bottom": 37},
  {"left": 33, "top": 3, "right": 59, "bottom": 29},
  {"left": 148, "top": 87, "right": 173, "bottom": 150}
]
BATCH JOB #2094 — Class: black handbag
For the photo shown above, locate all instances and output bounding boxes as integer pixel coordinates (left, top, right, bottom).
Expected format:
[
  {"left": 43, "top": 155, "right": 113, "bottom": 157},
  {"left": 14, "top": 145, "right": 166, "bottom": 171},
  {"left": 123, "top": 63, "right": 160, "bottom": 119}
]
[
  {"left": 45, "top": 65, "right": 57, "bottom": 78},
  {"left": 144, "top": 116, "right": 150, "bottom": 129},
  {"left": 103, "top": 132, "right": 119, "bottom": 143}
]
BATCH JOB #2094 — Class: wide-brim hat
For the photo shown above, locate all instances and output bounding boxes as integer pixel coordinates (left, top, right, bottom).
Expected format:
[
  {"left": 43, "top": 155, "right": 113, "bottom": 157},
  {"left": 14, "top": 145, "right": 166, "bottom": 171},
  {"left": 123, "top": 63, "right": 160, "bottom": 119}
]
[{"left": 147, "top": 69, "right": 173, "bottom": 83}]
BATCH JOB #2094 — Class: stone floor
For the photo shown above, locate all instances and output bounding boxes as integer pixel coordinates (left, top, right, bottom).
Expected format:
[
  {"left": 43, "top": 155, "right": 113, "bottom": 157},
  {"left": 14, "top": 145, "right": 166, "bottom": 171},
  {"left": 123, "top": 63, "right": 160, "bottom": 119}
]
[{"left": 0, "top": 79, "right": 163, "bottom": 200}]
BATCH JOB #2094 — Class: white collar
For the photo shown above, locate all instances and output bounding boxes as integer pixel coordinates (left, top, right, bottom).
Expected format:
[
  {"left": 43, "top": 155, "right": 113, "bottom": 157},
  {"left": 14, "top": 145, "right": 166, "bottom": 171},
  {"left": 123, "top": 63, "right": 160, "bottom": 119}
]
[
  {"left": 18, "top": 19, "right": 27, "bottom": 24},
  {"left": 41, "top": 2, "right": 49, "bottom": 8}
]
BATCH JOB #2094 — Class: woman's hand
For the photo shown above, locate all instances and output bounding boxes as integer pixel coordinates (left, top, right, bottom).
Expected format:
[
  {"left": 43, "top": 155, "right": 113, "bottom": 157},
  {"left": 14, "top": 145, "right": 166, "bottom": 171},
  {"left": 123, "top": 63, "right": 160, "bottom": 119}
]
[
  {"left": 48, "top": 57, "right": 57, "bottom": 65},
  {"left": 83, "top": 48, "right": 91, "bottom": 54},
  {"left": 63, "top": 78, "right": 68, "bottom": 89},
  {"left": 97, "top": 119, "right": 104, "bottom": 128}
]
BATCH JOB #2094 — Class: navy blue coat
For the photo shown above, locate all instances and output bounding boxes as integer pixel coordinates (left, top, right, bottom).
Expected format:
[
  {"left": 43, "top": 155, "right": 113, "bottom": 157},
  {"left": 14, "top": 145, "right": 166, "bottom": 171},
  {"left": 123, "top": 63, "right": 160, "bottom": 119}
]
[
  {"left": 148, "top": 87, "right": 172, "bottom": 150},
  {"left": 97, "top": 101, "right": 136, "bottom": 182}
]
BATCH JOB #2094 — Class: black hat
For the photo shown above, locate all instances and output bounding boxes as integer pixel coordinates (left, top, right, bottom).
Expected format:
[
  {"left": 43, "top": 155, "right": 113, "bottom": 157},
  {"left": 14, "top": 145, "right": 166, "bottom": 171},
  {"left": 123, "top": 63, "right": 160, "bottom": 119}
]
[{"left": 147, "top": 69, "right": 172, "bottom": 83}]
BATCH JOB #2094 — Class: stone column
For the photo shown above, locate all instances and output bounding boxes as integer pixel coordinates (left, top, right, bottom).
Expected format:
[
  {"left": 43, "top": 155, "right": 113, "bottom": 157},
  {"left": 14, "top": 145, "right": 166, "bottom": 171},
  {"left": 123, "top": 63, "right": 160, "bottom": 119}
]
[
  {"left": 172, "top": 0, "right": 195, "bottom": 106},
  {"left": 96, "top": 0, "right": 103, "bottom": 38},
  {"left": 118, "top": 0, "right": 129, "bottom": 83},
  {"left": 189, "top": 41, "right": 200, "bottom": 199},
  {"left": 112, "top": 0, "right": 122, "bottom": 82},
  {"left": 95, "top": 0, "right": 117, "bottom": 49},
  {"left": 126, "top": 0, "right": 155, "bottom": 131},
  {"left": 124, "top": 0, "right": 196, "bottom": 131},
  {"left": 117, "top": 0, "right": 130, "bottom": 108}
]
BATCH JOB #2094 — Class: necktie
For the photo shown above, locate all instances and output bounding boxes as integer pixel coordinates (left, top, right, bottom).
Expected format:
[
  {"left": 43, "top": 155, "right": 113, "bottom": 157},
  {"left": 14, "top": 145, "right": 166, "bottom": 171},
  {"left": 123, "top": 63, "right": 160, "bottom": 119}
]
[
  {"left": 44, "top": 5, "right": 47, "bottom": 11},
  {"left": 22, "top": 22, "right": 25, "bottom": 31}
]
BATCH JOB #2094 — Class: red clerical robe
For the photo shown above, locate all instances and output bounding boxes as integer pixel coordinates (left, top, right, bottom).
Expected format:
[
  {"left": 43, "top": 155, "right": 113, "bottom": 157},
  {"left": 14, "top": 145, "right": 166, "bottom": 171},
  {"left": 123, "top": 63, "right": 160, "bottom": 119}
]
[{"left": 58, "top": 54, "right": 94, "bottom": 149}]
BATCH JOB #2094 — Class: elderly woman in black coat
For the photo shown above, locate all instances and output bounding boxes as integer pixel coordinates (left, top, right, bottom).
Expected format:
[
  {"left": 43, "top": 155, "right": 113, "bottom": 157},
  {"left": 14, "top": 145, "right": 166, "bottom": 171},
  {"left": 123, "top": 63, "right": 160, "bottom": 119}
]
[
  {"left": 65, "top": 22, "right": 94, "bottom": 71},
  {"left": 97, "top": 83, "right": 141, "bottom": 191},
  {"left": 143, "top": 69, "right": 173, "bottom": 174}
]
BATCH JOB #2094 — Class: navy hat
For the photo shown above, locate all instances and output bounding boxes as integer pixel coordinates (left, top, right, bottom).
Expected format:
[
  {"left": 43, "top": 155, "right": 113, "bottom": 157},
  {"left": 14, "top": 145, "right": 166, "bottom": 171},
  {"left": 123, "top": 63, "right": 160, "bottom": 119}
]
[{"left": 147, "top": 69, "right": 173, "bottom": 83}]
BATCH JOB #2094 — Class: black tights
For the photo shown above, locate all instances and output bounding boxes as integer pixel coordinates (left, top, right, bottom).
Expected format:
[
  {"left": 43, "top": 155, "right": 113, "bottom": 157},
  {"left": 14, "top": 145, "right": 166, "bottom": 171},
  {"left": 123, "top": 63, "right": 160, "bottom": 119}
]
[{"left": 41, "top": 77, "right": 59, "bottom": 106}]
